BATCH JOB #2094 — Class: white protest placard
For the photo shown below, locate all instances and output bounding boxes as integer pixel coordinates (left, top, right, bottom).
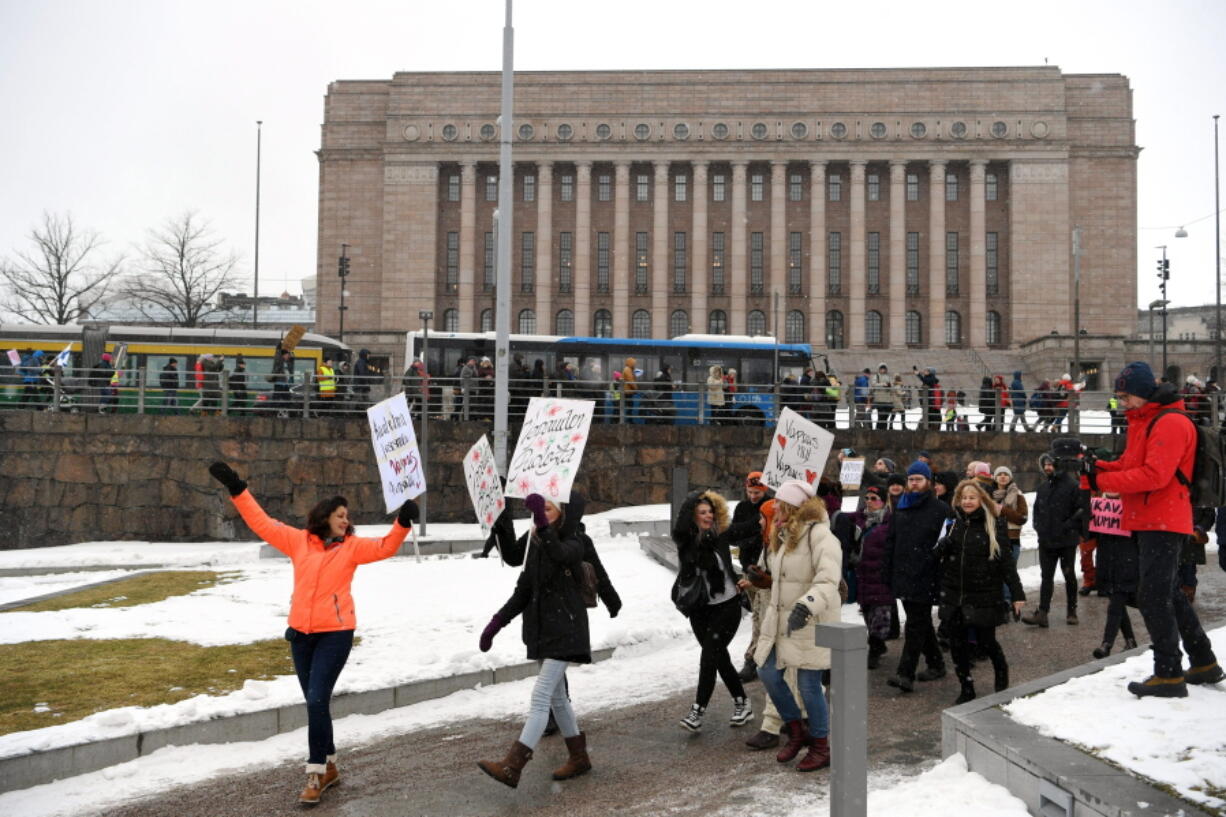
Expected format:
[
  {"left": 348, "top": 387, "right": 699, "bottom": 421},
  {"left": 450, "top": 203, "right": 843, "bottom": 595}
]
[
  {"left": 463, "top": 435, "right": 505, "bottom": 536},
  {"left": 761, "top": 407, "right": 835, "bottom": 491},
  {"left": 366, "top": 392, "right": 426, "bottom": 513},
  {"left": 505, "top": 396, "right": 595, "bottom": 501},
  {"left": 6, "top": 350, "right": 20, "bottom": 367},
  {"left": 839, "top": 458, "right": 866, "bottom": 491}
]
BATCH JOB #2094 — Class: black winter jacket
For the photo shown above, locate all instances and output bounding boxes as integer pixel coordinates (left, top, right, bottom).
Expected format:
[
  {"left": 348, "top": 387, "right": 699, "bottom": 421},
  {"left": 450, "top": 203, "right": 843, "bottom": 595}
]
[
  {"left": 937, "top": 508, "right": 1024, "bottom": 627},
  {"left": 730, "top": 495, "right": 768, "bottom": 570},
  {"left": 1095, "top": 532, "right": 1138, "bottom": 595},
  {"left": 673, "top": 492, "right": 739, "bottom": 601},
  {"left": 882, "top": 491, "right": 951, "bottom": 604},
  {"left": 1033, "top": 470, "right": 1082, "bottom": 548},
  {"left": 495, "top": 497, "right": 591, "bottom": 663}
]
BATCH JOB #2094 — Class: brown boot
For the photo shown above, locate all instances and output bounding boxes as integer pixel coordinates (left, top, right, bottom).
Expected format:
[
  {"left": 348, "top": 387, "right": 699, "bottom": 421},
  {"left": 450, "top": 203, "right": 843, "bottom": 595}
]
[
  {"left": 321, "top": 760, "right": 339, "bottom": 792},
  {"left": 477, "top": 740, "right": 534, "bottom": 788},
  {"left": 552, "top": 732, "right": 592, "bottom": 780},
  {"left": 299, "top": 772, "right": 324, "bottom": 804},
  {"left": 745, "top": 729, "right": 780, "bottom": 750},
  {"left": 1021, "top": 609, "right": 1049, "bottom": 628},
  {"left": 776, "top": 719, "right": 808, "bottom": 763},
  {"left": 797, "top": 736, "right": 830, "bottom": 772}
]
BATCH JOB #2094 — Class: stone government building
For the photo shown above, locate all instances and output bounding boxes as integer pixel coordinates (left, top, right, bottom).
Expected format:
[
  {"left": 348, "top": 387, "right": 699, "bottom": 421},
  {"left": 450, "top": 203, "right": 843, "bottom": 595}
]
[{"left": 314, "top": 66, "right": 1139, "bottom": 383}]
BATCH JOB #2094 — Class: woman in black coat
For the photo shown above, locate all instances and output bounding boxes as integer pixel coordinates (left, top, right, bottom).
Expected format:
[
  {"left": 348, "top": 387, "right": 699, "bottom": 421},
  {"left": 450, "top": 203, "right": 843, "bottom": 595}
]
[
  {"left": 476, "top": 493, "right": 594, "bottom": 789},
  {"left": 1092, "top": 511, "right": 1138, "bottom": 658},
  {"left": 936, "top": 480, "right": 1026, "bottom": 704}
]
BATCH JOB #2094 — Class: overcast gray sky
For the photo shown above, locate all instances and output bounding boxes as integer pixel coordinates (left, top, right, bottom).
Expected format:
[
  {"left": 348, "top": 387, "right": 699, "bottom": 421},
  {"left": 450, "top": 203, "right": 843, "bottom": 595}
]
[{"left": 1, "top": 0, "right": 1222, "bottom": 312}]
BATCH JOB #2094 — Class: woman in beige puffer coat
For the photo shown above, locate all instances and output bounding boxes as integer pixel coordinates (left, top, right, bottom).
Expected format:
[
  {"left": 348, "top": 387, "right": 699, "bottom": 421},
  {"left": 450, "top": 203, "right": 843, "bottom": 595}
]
[{"left": 747, "top": 480, "right": 841, "bottom": 772}]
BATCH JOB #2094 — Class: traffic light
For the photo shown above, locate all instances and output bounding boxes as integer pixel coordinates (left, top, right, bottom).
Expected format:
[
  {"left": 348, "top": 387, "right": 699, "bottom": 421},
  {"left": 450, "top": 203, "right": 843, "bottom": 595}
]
[
  {"left": 1156, "top": 259, "right": 1169, "bottom": 280},
  {"left": 338, "top": 256, "right": 350, "bottom": 278}
]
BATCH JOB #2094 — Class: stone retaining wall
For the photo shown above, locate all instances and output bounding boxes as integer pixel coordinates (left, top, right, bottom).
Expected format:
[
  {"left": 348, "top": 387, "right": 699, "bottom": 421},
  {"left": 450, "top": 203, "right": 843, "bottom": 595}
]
[{"left": 0, "top": 411, "right": 1113, "bottom": 549}]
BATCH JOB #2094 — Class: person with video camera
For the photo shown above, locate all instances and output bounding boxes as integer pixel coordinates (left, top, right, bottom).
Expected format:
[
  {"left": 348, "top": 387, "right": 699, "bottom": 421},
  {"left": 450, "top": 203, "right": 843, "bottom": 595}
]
[{"left": 1088, "top": 361, "right": 1223, "bottom": 697}]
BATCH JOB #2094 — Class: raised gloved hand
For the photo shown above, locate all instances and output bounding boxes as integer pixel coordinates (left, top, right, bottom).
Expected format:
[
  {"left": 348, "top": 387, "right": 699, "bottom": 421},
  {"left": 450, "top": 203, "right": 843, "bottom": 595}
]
[
  {"left": 478, "top": 614, "right": 506, "bottom": 652},
  {"left": 524, "top": 493, "right": 549, "bottom": 529},
  {"left": 208, "top": 462, "right": 247, "bottom": 497},
  {"left": 396, "top": 499, "right": 419, "bottom": 527},
  {"left": 786, "top": 603, "right": 811, "bottom": 635}
]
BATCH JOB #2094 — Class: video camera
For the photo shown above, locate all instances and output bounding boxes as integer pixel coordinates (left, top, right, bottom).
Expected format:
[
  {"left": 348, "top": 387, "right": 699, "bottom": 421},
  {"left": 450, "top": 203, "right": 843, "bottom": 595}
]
[{"left": 1050, "top": 437, "right": 1095, "bottom": 472}]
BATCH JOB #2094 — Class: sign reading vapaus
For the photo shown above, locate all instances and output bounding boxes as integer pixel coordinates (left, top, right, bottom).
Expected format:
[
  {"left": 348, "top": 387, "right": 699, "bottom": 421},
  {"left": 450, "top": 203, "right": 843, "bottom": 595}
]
[
  {"left": 366, "top": 392, "right": 426, "bottom": 513},
  {"left": 504, "top": 396, "right": 595, "bottom": 502}
]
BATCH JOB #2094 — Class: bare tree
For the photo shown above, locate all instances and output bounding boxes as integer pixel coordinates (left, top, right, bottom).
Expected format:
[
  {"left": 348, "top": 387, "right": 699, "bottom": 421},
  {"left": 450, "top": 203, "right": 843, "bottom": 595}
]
[
  {"left": 121, "top": 212, "right": 244, "bottom": 327},
  {"left": 0, "top": 212, "right": 123, "bottom": 324}
]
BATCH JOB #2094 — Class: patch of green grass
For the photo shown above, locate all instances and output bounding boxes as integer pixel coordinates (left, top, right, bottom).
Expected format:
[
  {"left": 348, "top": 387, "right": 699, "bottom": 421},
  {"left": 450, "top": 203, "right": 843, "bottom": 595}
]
[
  {"left": 0, "top": 637, "right": 294, "bottom": 736},
  {"left": 5, "top": 571, "right": 239, "bottom": 613}
]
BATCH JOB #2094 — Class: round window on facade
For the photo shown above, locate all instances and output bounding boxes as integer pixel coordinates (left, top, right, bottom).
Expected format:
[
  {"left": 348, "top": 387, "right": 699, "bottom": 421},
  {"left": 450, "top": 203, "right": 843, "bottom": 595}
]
[
  {"left": 870, "top": 122, "right": 887, "bottom": 139},
  {"left": 403, "top": 125, "right": 420, "bottom": 142},
  {"left": 830, "top": 122, "right": 847, "bottom": 139},
  {"left": 441, "top": 124, "right": 458, "bottom": 142},
  {"left": 950, "top": 121, "right": 968, "bottom": 139},
  {"left": 991, "top": 120, "right": 1008, "bottom": 138},
  {"left": 751, "top": 122, "right": 768, "bottom": 140},
  {"left": 673, "top": 123, "right": 690, "bottom": 140},
  {"left": 1031, "top": 121, "right": 1050, "bottom": 139},
  {"left": 518, "top": 123, "right": 534, "bottom": 141},
  {"left": 595, "top": 123, "right": 612, "bottom": 141},
  {"left": 712, "top": 122, "right": 729, "bottom": 140},
  {"left": 910, "top": 122, "right": 927, "bottom": 139},
  {"left": 479, "top": 123, "right": 496, "bottom": 141},
  {"left": 556, "top": 123, "right": 573, "bottom": 141},
  {"left": 791, "top": 121, "right": 808, "bottom": 140},
  {"left": 634, "top": 123, "right": 650, "bottom": 141}
]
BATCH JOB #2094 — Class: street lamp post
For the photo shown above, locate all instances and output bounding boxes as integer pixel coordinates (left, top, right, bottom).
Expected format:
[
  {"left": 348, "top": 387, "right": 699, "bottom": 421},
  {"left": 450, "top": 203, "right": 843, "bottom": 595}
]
[
  {"left": 1148, "top": 299, "right": 1169, "bottom": 364},
  {"left": 253, "top": 120, "right": 262, "bottom": 329},
  {"left": 1215, "top": 114, "right": 1222, "bottom": 387},
  {"left": 1156, "top": 245, "right": 1170, "bottom": 375},
  {"left": 418, "top": 310, "right": 433, "bottom": 537},
  {"left": 1072, "top": 227, "right": 1082, "bottom": 434},
  {"left": 337, "top": 243, "right": 350, "bottom": 343}
]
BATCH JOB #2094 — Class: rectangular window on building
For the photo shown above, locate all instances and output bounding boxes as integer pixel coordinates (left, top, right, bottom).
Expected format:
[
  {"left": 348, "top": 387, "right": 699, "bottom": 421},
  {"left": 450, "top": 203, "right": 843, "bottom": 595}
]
[
  {"left": 750, "top": 232, "right": 764, "bottom": 294},
  {"left": 560, "top": 174, "right": 574, "bottom": 202},
  {"left": 447, "top": 175, "right": 460, "bottom": 202},
  {"left": 711, "top": 232, "right": 725, "bottom": 294},
  {"left": 986, "top": 173, "right": 998, "bottom": 201},
  {"left": 906, "top": 173, "right": 919, "bottom": 202},
  {"left": 486, "top": 175, "right": 498, "bottom": 202},
  {"left": 597, "top": 232, "right": 610, "bottom": 293},
  {"left": 636, "top": 174, "right": 649, "bottom": 202},
  {"left": 867, "top": 173, "right": 880, "bottom": 202},
  {"left": 906, "top": 232, "right": 919, "bottom": 295},
  {"left": 635, "top": 232, "right": 649, "bottom": 294},
  {"left": 828, "top": 231, "right": 842, "bottom": 294},
  {"left": 520, "top": 232, "right": 535, "bottom": 293},
  {"left": 788, "top": 232, "right": 802, "bottom": 295},
  {"left": 867, "top": 232, "right": 880, "bottom": 294},
  {"left": 597, "top": 174, "right": 611, "bottom": 202},
  {"left": 986, "top": 232, "right": 999, "bottom": 296},
  {"left": 675, "top": 174, "right": 687, "bottom": 203},
  {"left": 751, "top": 174, "right": 764, "bottom": 202},
  {"left": 559, "top": 232, "right": 573, "bottom": 293},
  {"left": 829, "top": 174, "right": 842, "bottom": 202},
  {"left": 713, "top": 174, "right": 726, "bottom": 202},
  {"left": 445, "top": 232, "right": 459, "bottom": 292},
  {"left": 523, "top": 174, "right": 535, "bottom": 202},
  {"left": 673, "top": 232, "right": 687, "bottom": 293},
  {"left": 946, "top": 172, "right": 958, "bottom": 202},
  {"left": 946, "top": 231, "right": 959, "bottom": 296},
  {"left": 483, "top": 231, "right": 495, "bottom": 291},
  {"left": 789, "top": 173, "right": 803, "bottom": 202}
]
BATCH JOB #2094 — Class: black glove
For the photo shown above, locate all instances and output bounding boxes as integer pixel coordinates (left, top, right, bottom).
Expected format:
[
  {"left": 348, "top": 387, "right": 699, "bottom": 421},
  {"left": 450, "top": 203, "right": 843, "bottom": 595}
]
[
  {"left": 606, "top": 597, "right": 622, "bottom": 618},
  {"left": 524, "top": 493, "right": 549, "bottom": 529},
  {"left": 397, "top": 499, "right": 419, "bottom": 527},
  {"left": 208, "top": 462, "right": 247, "bottom": 497},
  {"left": 786, "top": 603, "right": 811, "bottom": 635}
]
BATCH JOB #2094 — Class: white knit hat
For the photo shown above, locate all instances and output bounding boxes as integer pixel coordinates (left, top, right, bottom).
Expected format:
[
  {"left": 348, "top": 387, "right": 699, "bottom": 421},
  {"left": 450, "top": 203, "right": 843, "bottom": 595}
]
[{"left": 775, "top": 480, "right": 817, "bottom": 508}]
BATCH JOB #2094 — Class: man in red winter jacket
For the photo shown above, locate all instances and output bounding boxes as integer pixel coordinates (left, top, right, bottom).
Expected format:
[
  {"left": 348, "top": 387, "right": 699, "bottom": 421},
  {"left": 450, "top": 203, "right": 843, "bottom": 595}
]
[{"left": 1091, "top": 361, "right": 1223, "bottom": 697}]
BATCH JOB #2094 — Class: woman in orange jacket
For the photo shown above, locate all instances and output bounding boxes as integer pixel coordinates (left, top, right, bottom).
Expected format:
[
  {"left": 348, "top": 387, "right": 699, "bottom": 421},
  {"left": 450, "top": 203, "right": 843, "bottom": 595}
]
[{"left": 208, "top": 461, "right": 418, "bottom": 805}]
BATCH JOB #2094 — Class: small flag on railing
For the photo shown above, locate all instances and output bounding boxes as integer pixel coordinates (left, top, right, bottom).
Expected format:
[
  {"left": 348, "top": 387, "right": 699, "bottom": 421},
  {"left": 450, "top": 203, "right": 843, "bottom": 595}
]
[{"left": 54, "top": 344, "right": 73, "bottom": 368}]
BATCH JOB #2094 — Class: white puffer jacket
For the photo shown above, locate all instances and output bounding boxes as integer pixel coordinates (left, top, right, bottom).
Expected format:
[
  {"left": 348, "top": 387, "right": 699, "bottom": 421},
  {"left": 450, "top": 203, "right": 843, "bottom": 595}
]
[{"left": 753, "top": 496, "right": 843, "bottom": 671}]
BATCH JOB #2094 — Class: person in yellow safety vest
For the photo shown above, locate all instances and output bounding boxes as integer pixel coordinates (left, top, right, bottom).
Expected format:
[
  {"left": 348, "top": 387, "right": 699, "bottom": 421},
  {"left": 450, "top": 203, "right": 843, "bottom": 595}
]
[
  {"left": 104, "top": 366, "right": 121, "bottom": 413},
  {"left": 316, "top": 359, "right": 337, "bottom": 415}
]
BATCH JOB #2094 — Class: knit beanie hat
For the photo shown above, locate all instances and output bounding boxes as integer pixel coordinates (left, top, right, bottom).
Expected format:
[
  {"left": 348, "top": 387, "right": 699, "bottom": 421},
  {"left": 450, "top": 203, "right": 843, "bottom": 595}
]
[
  {"left": 906, "top": 461, "right": 933, "bottom": 480},
  {"left": 775, "top": 480, "right": 817, "bottom": 508},
  {"left": 878, "top": 457, "right": 897, "bottom": 473},
  {"left": 887, "top": 473, "right": 907, "bottom": 488},
  {"left": 1114, "top": 361, "right": 1157, "bottom": 400},
  {"left": 994, "top": 466, "right": 1013, "bottom": 480}
]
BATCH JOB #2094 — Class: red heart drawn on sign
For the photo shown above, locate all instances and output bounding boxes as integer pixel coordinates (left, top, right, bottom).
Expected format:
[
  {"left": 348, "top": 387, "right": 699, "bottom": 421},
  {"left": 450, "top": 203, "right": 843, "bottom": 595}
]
[
  {"left": 776, "top": 434, "right": 787, "bottom": 449},
  {"left": 805, "top": 469, "right": 817, "bottom": 484}
]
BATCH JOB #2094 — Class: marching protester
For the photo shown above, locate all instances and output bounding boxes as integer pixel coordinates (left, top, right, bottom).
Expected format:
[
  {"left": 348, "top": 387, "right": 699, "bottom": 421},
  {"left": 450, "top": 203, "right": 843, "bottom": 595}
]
[
  {"left": 740, "top": 479, "right": 840, "bottom": 772},
  {"left": 476, "top": 493, "right": 600, "bottom": 788},
  {"left": 1091, "top": 492, "right": 1139, "bottom": 659},
  {"left": 854, "top": 485, "right": 895, "bottom": 669},
  {"left": 1023, "top": 453, "right": 1082, "bottom": 627},
  {"left": 206, "top": 461, "right": 417, "bottom": 805},
  {"left": 1090, "top": 361, "right": 1223, "bottom": 696},
  {"left": 883, "top": 461, "right": 950, "bottom": 692},
  {"left": 671, "top": 489, "right": 752, "bottom": 732},
  {"left": 991, "top": 466, "right": 1028, "bottom": 602},
  {"left": 730, "top": 472, "right": 772, "bottom": 682},
  {"left": 936, "top": 480, "right": 1025, "bottom": 704}
]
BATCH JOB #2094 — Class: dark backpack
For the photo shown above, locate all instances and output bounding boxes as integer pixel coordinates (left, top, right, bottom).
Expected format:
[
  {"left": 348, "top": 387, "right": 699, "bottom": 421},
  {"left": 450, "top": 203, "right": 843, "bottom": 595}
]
[{"left": 1145, "top": 409, "right": 1226, "bottom": 508}]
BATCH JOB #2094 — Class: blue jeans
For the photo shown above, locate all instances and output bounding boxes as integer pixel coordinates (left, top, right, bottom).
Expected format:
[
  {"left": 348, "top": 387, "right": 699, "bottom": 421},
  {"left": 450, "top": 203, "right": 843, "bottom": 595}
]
[
  {"left": 757, "top": 648, "right": 829, "bottom": 739},
  {"left": 518, "top": 658, "right": 578, "bottom": 749},
  {"left": 290, "top": 629, "right": 354, "bottom": 764}
]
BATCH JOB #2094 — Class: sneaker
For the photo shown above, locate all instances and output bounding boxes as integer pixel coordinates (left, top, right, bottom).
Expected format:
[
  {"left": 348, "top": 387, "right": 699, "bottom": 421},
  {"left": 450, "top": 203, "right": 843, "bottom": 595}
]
[
  {"left": 1126, "top": 675, "right": 1188, "bottom": 698},
  {"left": 730, "top": 696, "right": 754, "bottom": 727},
  {"left": 916, "top": 666, "right": 947, "bottom": 682},
  {"left": 679, "top": 703, "right": 705, "bottom": 732},
  {"left": 1186, "top": 662, "right": 1225, "bottom": 685}
]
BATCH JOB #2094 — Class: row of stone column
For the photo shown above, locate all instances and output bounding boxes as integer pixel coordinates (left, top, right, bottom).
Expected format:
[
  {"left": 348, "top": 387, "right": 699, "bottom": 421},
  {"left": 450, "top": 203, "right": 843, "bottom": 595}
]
[{"left": 453, "top": 158, "right": 991, "bottom": 350}]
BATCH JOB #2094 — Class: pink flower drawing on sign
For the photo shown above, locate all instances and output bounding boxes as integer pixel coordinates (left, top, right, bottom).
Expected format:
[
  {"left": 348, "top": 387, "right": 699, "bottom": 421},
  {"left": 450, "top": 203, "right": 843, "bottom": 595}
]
[
  {"left": 547, "top": 473, "right": 561, "bottom": 497},
  {"left": 486, "top": 465, "right": 494, "bottom": 475},
  {"left": 570, "top": 432, "right": 584, "bottom": 443},
  {"left": 517, "top": 477, "right": 532, "bottom": 495},
  {"left": 471, "top": 450, "right": 481, "bottom": 462},
  {"left": 548, "top": 403, "right": 562, "bottom": 416},
  {"left": 495, "top": 498, "right": 504, "bottom": 510},
  {"left": 480, "top": 480, "right": 488, "bottom": 491},
  {"left": 535, "top": 437, "right": 547, "bottom": 449},
  {"left": 485, "top": 512, "right": 494, "bottom": 526}
]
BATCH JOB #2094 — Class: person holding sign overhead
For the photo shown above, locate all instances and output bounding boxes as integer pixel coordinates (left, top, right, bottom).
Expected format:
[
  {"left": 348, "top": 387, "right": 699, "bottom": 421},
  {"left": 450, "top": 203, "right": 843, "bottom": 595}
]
[{"left": 206, "top": 461, "right": 418, "bottom": 806}]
